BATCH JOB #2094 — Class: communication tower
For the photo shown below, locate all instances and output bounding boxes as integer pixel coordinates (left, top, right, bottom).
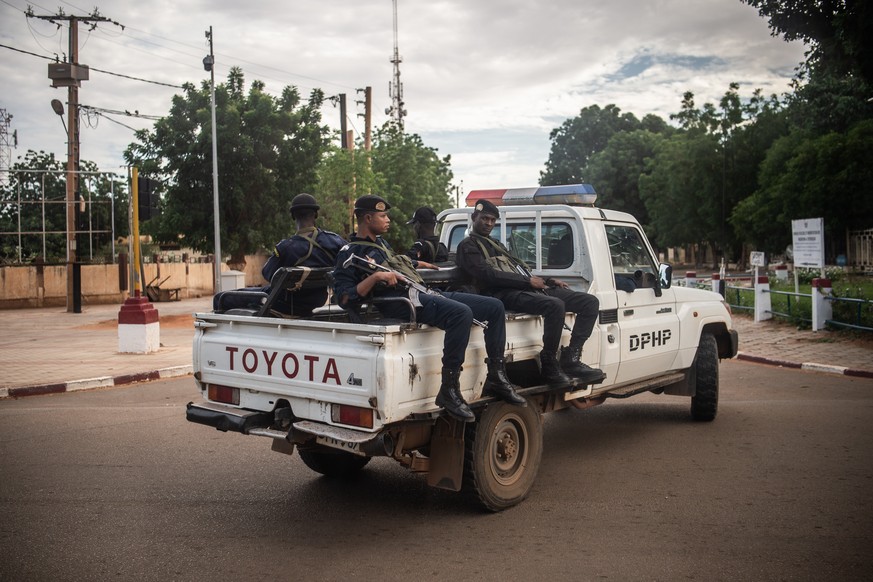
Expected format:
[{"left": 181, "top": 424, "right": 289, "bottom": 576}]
[{"left": 386, "top": 0, "right": 406, "bottom": 129}]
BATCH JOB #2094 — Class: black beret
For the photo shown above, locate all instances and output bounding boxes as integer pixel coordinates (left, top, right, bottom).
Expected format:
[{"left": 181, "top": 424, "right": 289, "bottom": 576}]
[
  {"left": 407, "top": 206, "right": 437, "bottom": 224},
  {"left": 473, "top": 199, "right": 500, "bottom": 217},
  {"left": 354, "top": 195, "right": 391, "bottom": 212}
]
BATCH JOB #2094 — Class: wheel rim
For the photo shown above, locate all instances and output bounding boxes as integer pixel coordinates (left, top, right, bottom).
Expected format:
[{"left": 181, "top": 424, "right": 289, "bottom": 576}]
[{"left": 488, "top": 413, "right": 529, "bottom": 486}]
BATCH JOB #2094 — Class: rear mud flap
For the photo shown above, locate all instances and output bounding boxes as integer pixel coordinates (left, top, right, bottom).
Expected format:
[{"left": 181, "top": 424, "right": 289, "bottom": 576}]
[{"left": 427, "top": 416, "right": 466, "bottom": 491}]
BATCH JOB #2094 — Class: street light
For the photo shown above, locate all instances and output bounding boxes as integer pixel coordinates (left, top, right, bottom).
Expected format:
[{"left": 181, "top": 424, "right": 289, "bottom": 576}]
[
  {"left": 204, "top": 27, "right": 221, "bottom": 294},
  {"left": 50, "top": 99, "right": 66, "bottom": 131}
]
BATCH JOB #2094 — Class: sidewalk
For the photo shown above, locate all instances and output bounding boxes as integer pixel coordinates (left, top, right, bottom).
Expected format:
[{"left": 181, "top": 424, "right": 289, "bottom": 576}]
[
  {"left": 0, "top": 296, "right": 213, "bottom": 398},
  {"left": 1, "top": 299, "right": 872, "bottom": 399}
]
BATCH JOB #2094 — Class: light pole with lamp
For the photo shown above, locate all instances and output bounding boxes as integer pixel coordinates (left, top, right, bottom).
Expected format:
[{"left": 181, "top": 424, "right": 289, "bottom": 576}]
[
  {"left": 204, "top": 27, "right": 221, "bottom": 294},
  {"left": 49, "top": 97, "right": 81, "bottom": 313}
]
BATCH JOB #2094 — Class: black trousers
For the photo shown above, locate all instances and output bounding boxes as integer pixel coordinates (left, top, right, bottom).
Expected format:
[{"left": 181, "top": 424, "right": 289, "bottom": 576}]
[
  {"left": 496, "top": 287, "right": 599, "bottom": 354},
  {"left": 380, "top": 291, "right": 507, "bottom": 370}
]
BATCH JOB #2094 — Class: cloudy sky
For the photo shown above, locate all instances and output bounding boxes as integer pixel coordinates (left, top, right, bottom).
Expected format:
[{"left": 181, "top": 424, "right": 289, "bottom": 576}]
[{"left": 1, "top": 0, "right": 806, "bottom": 196}]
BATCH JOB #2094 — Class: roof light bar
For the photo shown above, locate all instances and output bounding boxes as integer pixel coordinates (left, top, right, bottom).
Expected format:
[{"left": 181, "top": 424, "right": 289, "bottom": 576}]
[{"left": 466, "top": 184, "right": 597, "bottom": 207}]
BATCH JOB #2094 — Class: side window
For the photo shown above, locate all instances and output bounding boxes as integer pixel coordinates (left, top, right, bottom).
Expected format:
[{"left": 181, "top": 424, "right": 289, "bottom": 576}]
[
  {"left": 447, "top": 224, "right": 504, "bottom": 253},
  {"left": 606, "top": 224, "right": 657, "bottom": 283},
  {"left": 543, "top": 223, "right": 573, "bottom": 268},
  {"left": 506, "top": 224, "right": 536, "bottom": 265},
  {"left": 447, "top": 224, "right": 468, "bottom": 253},
  {"left": 504, "top": 222, "right": 573, "bottom": 268}
]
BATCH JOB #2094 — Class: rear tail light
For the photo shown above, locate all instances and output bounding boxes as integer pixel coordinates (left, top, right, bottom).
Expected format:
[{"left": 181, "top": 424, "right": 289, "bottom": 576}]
[
  {"left": 208, "top": 384, "right": 240, "bottom": 405},
  {"left": 332, "top": 404, "right": 374, "bottom": 429}
]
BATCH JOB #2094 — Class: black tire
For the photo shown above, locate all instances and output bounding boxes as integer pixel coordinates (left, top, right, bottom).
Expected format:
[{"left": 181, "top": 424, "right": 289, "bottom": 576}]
[
  {"left": 691, "top": 332, "right": 719, "bottom": 422},
  {"left": 298, "top": 447, "right": 371, "bottom": 477},
  {"left": 464, "top": 401, "right": 543, "bottom": 512}
]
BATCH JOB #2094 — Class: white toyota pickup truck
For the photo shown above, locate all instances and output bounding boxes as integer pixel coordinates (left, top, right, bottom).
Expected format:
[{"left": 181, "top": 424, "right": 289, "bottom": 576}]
[{"left": 186, "top": 184, "right": 738, "bottom": 511}]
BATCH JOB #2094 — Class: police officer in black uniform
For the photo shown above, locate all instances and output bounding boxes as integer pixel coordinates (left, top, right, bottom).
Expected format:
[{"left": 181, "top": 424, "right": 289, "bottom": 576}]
[
  {"left": 262, "top": 193, "right": 347, "bottom": 316},
  {"left": 456, "top": 199, "right": 604, "bottom": 385},
  {"left": 332, "top": 195, "right": 525, "bottom": 423},
  {"left": 406, "top": 206, "right": 449, "bottom": 263}
]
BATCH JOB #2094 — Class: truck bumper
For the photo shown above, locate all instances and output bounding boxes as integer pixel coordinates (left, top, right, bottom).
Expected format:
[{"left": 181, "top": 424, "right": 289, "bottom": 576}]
[{"left": 186, "top": 401, "right": 273, "bottom": 433}]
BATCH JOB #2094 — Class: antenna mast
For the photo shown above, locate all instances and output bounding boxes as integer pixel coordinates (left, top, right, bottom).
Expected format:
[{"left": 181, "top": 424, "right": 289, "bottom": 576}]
[{"left": 386, "top": 0, "right": 406, "bottom": 129}]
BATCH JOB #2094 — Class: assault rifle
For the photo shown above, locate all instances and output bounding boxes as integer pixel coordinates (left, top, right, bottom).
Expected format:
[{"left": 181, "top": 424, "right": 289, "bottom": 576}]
[{"left": 342, "top": 253, "right": 488, "bottom": 329}]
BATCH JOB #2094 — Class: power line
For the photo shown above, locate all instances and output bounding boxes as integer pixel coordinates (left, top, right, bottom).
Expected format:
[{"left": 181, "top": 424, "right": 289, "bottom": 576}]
[
  {"left": 79, "top": 104, "right": 162, "bottom": 120},
  {"left": 0, "top": 43, "right": 184, "bottom": 88}
]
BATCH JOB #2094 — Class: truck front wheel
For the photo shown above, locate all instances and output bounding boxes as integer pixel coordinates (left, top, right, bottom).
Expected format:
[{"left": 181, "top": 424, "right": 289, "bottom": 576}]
[
  {"left": 298, "top": 447, "right": 371, "bottom": 478},
  {"left": 691, "top": 332, "right": 719, "bottom": 422},
  {"left": 464, "top": 401, "right": 543, "bottom": 512}
]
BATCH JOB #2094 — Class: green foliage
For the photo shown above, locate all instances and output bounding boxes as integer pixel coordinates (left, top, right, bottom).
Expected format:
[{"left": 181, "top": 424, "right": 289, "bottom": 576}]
[
  {"left": 368, "top": 122, "right": 454, "bottom": 251},
  {"left": 793, "top": 267, "right": 846, "bottom": 285},
  {"left": 731, "top": 120, "right": 873, "bottom": 257},
  {"left": 540, "top": 104, "right": 643, "bottom": 185},
  {"left": 586, "top": 129, "right": 669, "bottom": 226},
  {"left": 125, "top": 68, "right": 331, "bottom": 265},
  {"left": 314, "top": 146, "right": 383, "bottom": 239}
]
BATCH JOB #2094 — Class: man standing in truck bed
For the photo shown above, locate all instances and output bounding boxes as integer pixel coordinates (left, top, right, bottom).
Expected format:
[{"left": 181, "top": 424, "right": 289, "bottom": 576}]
[
  {"left": 332, "top": 194, "right": 526, "bottom": 423},
  {"left": 456, "top": 198, "right": 605, "bottom": 386}
]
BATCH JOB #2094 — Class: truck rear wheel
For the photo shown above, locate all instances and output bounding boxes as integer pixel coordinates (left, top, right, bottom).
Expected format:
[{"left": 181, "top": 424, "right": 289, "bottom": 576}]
[
  {"left": 464, "top": 401, "right": 543, "bottom": 512},
  {"left": 298, "top": 447, "right": 371, "bottom": 478},
  {"left": 691, "top": 332, "right": 719, "bottom": 422}
]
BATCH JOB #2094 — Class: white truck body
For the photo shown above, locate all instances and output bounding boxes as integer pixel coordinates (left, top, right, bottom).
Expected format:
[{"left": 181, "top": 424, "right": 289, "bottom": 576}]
[{"left": 188, "top": 190, "right": 738, "bottom": 510}]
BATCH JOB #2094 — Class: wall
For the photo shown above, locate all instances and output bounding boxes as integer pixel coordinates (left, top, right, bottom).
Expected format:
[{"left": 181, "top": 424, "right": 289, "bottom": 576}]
[{"left": 0, "top": 253, "right": 269, "bottom": 309}]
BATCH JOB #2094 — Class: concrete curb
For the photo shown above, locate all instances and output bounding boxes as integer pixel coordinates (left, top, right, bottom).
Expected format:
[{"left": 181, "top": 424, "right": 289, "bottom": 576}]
[
  {"left": 736, "top": 353, "right": 873, "bottom": 379},
  {"left": 0, "top": 365, "right": 193, "bottom": 399}
]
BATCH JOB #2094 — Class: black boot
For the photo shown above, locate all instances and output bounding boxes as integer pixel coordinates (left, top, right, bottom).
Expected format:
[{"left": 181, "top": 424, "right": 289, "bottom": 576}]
[
  {"left": 560, "top": 342, "right": 606, "bottom": 384},
  {"left": 482, "top": 358, "right": 526, "bottom": 406},
  {"left": 540, "top": 350, "right": 572, "bottom": 385},
  {"left": 435, "top": 368, "right": 475, "bottom": 423}
]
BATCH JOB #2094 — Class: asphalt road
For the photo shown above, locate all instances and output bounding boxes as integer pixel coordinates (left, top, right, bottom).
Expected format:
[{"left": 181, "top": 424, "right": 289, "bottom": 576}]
[{"left": 1, "top": 360, "right": 871, "bottom": 581}]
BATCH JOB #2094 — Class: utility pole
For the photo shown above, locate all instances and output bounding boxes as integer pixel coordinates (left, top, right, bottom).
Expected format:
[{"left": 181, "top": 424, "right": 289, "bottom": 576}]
[
  {"left": 30, "top": 8, "right": 120, "bottom": 313},
  {"left": 339, "top": 93, "right": 348, "bottom": 150},
  {"left": 386, "top": 0, "right": 406, "bottom": 129},
  {"left": 356, "top": 86, "right": 372, "bottom": 151}
]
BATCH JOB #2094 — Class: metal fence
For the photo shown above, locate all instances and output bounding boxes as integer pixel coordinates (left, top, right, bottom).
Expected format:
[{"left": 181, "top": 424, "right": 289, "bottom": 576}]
[
  {"left": 717, "top": 279, "right": 873, "bottom": 332},
  {"left": 0, "top": 169, "right": 125, "bottom": 264}
]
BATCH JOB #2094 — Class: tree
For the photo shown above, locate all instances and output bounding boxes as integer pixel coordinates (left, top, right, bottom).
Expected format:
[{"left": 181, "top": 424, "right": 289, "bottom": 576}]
[
  {"left": 368, "top": 122, "right": 454, "bottom": 252},
  {"left": 125, "top": 68, "right": 331, "bottom": 267},
  {"left": 315, "top": 146, "right": 382, "bottom": 239},
  {"left": 639, "top": 131, "right": 722, "bottom": 259},
  {"left": 731, "top": 120, "right": 873, "bottom": 259},
  {"left": 586, "top": 129, "right": 669, "bottom": 226},
  {"left": 541, "top": 104, "right": 643, "bottom": 185}
]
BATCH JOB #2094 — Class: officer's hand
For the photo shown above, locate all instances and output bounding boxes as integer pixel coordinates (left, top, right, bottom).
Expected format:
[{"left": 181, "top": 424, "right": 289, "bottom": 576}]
[
  {"left": 550, "top": 278, "right": 569, "bottom": 289},
  {"left": 530, "top": 276, "right": 547, "bottom": 289},
  {"left": 417, "top": 261, "right": 438, "bottom": 270},
  {"left": 376, "top": 271, "right": 399, "bottom": 287}
]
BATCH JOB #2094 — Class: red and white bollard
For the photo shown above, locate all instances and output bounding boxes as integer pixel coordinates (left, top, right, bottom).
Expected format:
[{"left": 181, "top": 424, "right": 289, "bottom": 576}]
[
  {"left": 685, "top": 271, "right": 697, "bottom": 288},
  {"left": 811, "top": 278, "right": 833, "bottom": 332},
  {"left": 118, "top": 296, "right": 160, "bottom": 353},
  {"left": 754, "top": 275, "right": 772, "bottom": 323}
]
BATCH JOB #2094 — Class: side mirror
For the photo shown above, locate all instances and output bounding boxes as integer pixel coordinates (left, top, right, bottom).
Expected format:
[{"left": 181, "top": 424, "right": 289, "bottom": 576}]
[{"left": 658, "top": 263, "right": 673, "bottom": 290}]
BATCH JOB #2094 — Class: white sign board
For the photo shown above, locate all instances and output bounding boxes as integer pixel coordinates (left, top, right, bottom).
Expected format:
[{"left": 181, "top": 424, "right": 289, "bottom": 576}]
[
  {"left": 791, "top": 218, "right": 824, "bottom": 268},
  {"left": 750, "top": 251, "right": 766, "bottom": 267}
]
